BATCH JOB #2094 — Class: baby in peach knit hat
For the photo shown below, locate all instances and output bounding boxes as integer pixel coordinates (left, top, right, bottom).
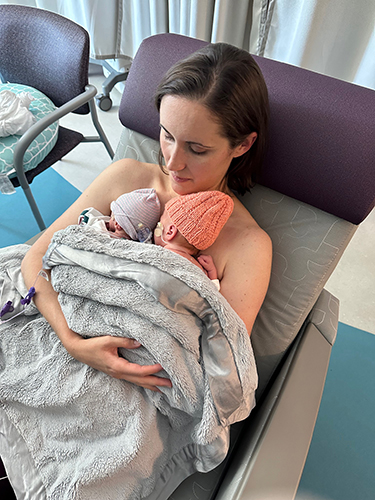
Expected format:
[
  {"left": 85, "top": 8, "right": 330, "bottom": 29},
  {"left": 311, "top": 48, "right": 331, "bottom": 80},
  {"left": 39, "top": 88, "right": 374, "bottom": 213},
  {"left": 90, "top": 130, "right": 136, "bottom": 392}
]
[{"left": 154, "top": 191, "right": 234, "bottom": 289}]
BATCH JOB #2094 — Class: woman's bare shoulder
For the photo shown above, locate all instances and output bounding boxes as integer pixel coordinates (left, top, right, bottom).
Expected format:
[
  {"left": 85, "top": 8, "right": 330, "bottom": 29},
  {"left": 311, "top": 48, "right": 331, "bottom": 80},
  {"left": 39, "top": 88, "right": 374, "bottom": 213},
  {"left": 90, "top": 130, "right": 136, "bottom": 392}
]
[
  {"left": 105, "top": 158, "right": 162, "bottom": 192},
  {"left": 220, "top": 197, "right": 271, "bottom": 255},
  {"left": 224, "top": 209, "right": 272, "bottom": 276},
  {"left": 106, "top": 158, "right": 171, "bottom": 203},
  {"left": 72, "top": 158, "right": 161, "bottom": 213},
  {"left": 212, "top": 199, "right": 272, "bottom": 335}
]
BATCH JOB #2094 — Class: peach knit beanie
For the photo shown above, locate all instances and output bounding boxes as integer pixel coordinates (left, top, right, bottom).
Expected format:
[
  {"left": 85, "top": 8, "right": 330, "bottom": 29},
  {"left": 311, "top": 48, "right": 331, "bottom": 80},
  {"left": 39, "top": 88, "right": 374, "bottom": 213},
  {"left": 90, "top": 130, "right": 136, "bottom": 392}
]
[{"left": 165, "top": 191, "right": 234, "bottom": 250}]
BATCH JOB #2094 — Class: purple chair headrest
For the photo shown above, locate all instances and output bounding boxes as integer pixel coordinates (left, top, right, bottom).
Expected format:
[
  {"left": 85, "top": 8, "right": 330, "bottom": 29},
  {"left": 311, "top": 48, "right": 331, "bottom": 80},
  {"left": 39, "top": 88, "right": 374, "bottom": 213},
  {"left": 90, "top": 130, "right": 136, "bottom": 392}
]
[{"left": 119, "top": 33, "right": 375, "bottom": 224}]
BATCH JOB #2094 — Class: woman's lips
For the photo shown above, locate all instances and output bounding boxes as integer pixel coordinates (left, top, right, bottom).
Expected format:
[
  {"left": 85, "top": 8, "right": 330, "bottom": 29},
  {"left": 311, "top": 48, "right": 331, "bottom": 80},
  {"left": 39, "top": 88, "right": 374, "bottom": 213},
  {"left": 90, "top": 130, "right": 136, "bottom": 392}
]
[{"left": 170, "top": 172, "right": 190, "bottom": 183}]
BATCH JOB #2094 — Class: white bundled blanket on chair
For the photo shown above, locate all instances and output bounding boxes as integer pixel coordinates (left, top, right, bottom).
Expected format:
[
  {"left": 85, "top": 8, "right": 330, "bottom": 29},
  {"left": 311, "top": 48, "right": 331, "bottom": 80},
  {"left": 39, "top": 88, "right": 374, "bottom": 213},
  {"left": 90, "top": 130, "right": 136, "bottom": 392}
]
[
  {"left": 0, "top": 225, "right": 257, "bottom": 500},
  {"left": 0, "top": 89, "right": 36, "bottom": 137}
]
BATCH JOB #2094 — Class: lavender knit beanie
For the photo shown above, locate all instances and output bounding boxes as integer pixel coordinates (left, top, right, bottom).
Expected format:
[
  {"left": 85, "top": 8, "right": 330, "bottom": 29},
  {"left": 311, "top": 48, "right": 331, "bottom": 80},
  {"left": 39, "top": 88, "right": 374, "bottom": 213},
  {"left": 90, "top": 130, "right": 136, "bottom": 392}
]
[{"left": 111, "top": 188, "right": 161, "bottom": 240}]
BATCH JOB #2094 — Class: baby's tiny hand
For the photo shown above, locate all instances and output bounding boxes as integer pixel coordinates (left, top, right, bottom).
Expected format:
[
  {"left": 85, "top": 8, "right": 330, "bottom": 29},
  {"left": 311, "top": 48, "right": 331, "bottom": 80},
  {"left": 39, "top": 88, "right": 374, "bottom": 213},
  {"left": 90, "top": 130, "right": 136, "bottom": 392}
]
[
  {"left": 197, "top": 254, "right": 217, "bottom": 280},
  {"left": 197, "top": 254, "right": 214, "bottom": 269}
]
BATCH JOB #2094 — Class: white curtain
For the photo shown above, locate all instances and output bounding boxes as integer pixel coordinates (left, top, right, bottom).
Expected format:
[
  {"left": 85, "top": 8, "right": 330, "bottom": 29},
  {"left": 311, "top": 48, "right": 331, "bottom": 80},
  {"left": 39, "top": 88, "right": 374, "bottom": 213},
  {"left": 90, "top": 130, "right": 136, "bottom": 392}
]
[
  {"left": 2, "top": 0, "right": 374, "bottom": 89},
  {"left": 250, "top": 0, "right": 375, "bottom": 90},
  {"left": 2, "top": 0, "right": 254, "bottom": 58},
  {"left": 114, "top": 0, "right": 253, "bottom": 57}
]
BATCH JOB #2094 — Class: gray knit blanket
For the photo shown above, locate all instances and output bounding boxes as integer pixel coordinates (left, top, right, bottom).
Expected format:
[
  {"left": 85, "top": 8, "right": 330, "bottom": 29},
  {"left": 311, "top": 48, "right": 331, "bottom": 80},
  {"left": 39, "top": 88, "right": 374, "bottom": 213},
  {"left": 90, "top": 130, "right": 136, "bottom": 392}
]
[{"left": 0, "top": 225, "right": 257, "bottom": 500}]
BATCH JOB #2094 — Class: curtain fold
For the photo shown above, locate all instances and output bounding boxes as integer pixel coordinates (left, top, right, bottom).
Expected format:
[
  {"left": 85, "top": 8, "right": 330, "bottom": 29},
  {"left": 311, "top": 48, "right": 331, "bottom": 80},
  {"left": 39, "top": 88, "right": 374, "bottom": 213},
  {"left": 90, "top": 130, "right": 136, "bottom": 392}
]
[
  {"left": 251, "top": 0, "right": 375, "bottom": 90},
  {"left": 2, "top": 0, "right": 254, "bottom": 58},
  {"left": 1, "top": 0, "right": 373, "bottom": 89},
  {"left": 212, "top": 0, "right": 252, "bottom": 46}
]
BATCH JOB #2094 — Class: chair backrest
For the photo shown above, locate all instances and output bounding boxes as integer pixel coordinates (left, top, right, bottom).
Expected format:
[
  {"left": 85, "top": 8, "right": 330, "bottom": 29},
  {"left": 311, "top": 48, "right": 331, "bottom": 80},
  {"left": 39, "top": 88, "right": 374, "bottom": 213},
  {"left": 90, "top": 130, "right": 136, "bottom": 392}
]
[
  {"left": 119, "top": 33, "right": 375, "bottom": 225},
  {"left": 116, "top": 33, "right": 375, "bottom": 394},
  {"left": 0, "top": 4, "right": 90, "bottom": 114}
]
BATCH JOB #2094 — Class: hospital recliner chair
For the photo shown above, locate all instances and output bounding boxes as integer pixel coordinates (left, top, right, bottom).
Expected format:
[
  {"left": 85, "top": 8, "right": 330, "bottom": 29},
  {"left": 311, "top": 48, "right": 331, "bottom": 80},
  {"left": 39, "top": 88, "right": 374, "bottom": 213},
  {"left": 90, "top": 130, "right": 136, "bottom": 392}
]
[
  {"left": 113, "top": 33, "right": 375, "bottom": 500},
  {"left": 3, "top": 32, "right": 375, "bottom": 500}
]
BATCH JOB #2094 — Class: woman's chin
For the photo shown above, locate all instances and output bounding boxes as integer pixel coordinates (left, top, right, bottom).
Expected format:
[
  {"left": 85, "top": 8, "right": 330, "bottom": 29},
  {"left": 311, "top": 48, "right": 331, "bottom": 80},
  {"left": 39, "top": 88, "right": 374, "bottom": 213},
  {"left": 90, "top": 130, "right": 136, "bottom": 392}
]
[{"left": 171, "top": 182, "right": 194, "bottom": 195}]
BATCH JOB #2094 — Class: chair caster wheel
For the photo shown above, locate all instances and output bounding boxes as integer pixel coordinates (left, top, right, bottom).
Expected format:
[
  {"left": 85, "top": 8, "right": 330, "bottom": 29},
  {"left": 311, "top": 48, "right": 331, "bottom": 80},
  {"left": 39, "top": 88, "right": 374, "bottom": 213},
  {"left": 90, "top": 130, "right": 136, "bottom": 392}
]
[{"left": 95, "top": 94, "right": 112, "bottom": 111}]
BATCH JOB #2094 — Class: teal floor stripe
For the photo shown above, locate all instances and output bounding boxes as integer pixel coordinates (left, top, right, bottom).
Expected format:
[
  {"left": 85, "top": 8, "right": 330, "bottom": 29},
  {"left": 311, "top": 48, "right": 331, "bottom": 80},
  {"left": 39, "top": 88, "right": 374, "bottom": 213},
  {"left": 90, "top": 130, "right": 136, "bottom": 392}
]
[
  {"left": 0, "top": 169, "right": 81, "bottom": 248},
  {"left": 296, "top": 322, "right": 375, "bottom": 500}
]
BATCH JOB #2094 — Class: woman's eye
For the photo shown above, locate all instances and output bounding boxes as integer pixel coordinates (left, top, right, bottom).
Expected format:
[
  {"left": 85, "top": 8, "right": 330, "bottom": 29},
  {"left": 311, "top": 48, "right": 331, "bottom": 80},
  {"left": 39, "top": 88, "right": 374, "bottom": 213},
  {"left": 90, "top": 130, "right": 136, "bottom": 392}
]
[
  {"left": 190, "top": 147, "right": 206, "bottom": 155},
  {"left": 162, "top": 130, "right": 206, "bottom": 155}
]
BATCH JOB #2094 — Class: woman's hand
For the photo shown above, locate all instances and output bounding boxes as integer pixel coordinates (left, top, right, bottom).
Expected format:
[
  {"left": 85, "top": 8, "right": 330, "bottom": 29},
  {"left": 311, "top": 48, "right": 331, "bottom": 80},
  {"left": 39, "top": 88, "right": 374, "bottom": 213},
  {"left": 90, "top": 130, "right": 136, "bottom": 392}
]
[{"left": 67, "top": 335, "right": 172, "bottom": 392}]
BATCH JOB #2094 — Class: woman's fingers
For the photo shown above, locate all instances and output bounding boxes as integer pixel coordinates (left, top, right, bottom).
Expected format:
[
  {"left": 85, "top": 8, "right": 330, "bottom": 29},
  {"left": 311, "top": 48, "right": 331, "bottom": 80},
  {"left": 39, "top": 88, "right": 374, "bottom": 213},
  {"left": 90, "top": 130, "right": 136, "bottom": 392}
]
[
  {"left": 80, "top": 335, "right": 173, "bottom": 389},
  {"left": 112, "top": 356, "right": 172, "bottom": 387},
  {"left": 101, "top": 336, "right": 141, "bottom": 349}
]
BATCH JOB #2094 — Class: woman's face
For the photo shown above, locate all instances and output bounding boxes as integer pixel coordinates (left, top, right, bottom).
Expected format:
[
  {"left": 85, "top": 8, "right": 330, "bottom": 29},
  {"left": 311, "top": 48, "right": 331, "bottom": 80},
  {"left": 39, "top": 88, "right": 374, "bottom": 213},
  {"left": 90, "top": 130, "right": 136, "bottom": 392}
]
[{"left": 159, "top": 95, "right": 245, "bottom": 195}]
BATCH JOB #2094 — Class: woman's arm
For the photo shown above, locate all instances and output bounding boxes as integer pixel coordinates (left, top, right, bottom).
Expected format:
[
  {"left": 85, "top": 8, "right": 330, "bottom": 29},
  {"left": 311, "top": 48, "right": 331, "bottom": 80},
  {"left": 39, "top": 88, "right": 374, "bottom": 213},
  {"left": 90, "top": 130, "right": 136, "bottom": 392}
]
[
  {"left": 21, "top": 159, "right": 172, "bottom": 390},
  {"left": 218, "top": 226, "right": 272, "bottom": 336}
]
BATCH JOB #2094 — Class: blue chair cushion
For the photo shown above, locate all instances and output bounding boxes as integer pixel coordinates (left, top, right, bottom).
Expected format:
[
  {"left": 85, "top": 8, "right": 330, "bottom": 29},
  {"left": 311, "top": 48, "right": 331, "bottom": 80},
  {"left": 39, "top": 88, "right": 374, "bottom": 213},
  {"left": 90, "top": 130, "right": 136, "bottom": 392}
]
[{"left": 0, "top": 83, "right": 59, "bottom": 177}]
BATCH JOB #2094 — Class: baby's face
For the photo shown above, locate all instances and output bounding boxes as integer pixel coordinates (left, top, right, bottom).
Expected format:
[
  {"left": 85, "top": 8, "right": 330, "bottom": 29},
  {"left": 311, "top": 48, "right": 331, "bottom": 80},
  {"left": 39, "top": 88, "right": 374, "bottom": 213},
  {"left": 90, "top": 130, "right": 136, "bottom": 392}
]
[{"left": 107, "top": 213, "right": 131, "bottom": 239}]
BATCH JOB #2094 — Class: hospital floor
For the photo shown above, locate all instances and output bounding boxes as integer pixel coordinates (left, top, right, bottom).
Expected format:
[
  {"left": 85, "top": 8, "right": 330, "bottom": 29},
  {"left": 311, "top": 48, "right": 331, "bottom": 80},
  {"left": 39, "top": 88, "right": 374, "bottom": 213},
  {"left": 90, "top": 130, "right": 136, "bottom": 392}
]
[{"left": 54, "top": 70, "right": 375, "bottom": 337}]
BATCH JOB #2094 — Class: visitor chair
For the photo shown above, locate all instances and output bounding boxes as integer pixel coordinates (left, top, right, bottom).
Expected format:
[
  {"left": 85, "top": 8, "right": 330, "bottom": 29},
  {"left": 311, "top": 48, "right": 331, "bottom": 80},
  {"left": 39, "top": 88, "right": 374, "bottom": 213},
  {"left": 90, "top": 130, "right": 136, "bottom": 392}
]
[
  {"left": 0, "top": 4, "right": 114, "bottom": 231},
  {"left": 2, "top": 33, "right": 375, "bottom": 500}
]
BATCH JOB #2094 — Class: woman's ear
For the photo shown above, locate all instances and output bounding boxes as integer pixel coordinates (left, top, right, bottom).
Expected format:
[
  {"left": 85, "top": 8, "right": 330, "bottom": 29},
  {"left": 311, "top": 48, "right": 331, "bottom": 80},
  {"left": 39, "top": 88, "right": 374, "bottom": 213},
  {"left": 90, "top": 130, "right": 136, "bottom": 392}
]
[{"left": 233, "top": 132, "right": 258, "bottom": 158}]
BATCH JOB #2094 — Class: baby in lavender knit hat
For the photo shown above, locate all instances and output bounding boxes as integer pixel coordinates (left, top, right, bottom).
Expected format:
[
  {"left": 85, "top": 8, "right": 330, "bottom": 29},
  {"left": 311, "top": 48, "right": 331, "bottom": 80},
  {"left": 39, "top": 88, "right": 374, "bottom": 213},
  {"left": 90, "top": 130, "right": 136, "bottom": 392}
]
[{"left": 78, "top": 188, "right": 161, "bottom": 243}]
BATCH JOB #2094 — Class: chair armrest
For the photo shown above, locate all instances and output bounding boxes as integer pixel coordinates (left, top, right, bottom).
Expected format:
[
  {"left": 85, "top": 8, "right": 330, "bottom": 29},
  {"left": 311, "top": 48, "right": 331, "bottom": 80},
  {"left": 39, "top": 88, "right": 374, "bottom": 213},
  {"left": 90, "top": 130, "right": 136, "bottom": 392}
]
[
  {"left": 13, "top": 84, "right": 97, "bottom": 190},
  {"left": 215, "top": 290, "right": 338, "bottom": 500}
]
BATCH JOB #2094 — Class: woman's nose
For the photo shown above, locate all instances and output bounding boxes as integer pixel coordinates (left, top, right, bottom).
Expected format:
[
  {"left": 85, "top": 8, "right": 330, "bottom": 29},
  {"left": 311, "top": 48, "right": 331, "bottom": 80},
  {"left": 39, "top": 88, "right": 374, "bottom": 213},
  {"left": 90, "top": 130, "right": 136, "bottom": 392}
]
[{"left": 166, "top": 146, "right": 186, "bottom": 172}]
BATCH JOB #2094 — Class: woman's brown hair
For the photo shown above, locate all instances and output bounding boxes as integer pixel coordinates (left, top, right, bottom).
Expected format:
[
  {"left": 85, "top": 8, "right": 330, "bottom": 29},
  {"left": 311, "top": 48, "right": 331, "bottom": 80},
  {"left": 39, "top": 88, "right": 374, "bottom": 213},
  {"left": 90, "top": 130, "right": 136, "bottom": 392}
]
[{"left": 155, "top": 43, "right": 269, "bottom": 195}]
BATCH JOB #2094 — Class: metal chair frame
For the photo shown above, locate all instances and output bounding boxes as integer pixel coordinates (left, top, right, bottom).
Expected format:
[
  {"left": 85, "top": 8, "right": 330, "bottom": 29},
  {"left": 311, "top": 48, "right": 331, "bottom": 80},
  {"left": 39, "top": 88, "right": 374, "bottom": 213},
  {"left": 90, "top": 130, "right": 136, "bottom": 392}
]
[{"left": 0, "top": 5, "right": 114, "bottom": 230}]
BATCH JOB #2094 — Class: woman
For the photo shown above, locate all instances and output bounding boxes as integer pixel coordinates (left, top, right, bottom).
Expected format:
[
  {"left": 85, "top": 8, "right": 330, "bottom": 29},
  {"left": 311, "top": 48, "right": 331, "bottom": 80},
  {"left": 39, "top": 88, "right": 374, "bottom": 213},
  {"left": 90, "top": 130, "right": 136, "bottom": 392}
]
[{"left": 21, "top": 42, "right": 272, "bottom": 392}]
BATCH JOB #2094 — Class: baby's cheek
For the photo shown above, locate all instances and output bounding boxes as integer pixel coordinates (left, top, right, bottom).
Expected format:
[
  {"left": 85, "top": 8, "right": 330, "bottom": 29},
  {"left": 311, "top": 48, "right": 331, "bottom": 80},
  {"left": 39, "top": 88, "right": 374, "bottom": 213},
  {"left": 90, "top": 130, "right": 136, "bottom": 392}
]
[{"left": 114, "top": 228, "right": 131, "bottom": 239}]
